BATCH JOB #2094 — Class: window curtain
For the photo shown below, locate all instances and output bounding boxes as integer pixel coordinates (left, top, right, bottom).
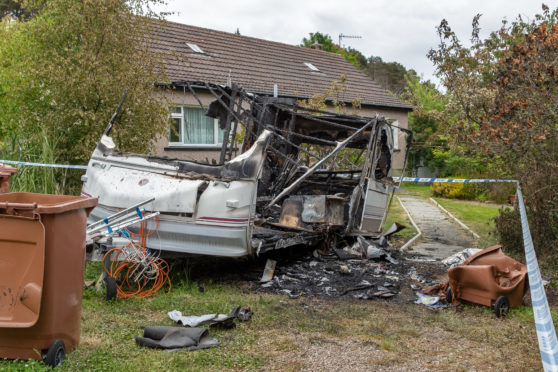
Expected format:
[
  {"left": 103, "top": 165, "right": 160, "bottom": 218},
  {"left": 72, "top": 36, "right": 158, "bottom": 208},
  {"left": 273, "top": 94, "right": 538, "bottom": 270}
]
[{"left": 183, "top": 107, "right": 215, "bottom": 144}]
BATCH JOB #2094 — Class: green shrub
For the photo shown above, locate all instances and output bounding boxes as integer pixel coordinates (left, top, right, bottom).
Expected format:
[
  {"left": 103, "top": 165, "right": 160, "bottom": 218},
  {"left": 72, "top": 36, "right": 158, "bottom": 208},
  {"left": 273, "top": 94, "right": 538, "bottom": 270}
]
[
  {"left": 430, "top": 182, "right": 480, "bottom": 200},
  {"left": 430, "top": 181, "right": 516, "bottom": 203},
  {"left": 494, "top": 208, "right": 523, "bottom": 257},
  {"left": 485, "top": 183, "right": 516, "bottom": 204}
]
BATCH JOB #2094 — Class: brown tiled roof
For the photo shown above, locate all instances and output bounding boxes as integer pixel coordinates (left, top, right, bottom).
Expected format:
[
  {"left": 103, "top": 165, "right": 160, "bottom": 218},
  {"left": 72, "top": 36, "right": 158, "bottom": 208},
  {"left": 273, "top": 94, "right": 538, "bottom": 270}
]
[{"left": 149, "top": 20, "right": 412, "bottom": 110}]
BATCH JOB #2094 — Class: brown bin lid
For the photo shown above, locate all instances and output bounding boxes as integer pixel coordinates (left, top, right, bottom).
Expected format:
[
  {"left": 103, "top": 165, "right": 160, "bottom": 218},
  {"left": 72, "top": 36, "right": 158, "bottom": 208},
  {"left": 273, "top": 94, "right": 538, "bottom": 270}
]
[
  {"left": 0, "top": 192, "right": 98, "bottom": 214},
  {"left": 0, "top": 164, "right": 18, "bottom": 177},
  {"left": 0, "top": 215, "right": 45, "bottom": 328}
]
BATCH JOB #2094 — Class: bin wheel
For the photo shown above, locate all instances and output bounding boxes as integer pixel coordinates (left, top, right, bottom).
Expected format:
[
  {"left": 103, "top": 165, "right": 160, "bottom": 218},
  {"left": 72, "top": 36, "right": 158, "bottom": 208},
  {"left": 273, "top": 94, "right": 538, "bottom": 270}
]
[
  {"left": 494, "top": 296, "right": 510, "bottom": 318},
  {"left": 445, "top": 286, "right": 453, "bottom": 304},
  {"left": 105, "top": 276, "right": 117, "bottom": 301},
  {"left": 44, "top": 340, "right": 65, "bottom": 367}
]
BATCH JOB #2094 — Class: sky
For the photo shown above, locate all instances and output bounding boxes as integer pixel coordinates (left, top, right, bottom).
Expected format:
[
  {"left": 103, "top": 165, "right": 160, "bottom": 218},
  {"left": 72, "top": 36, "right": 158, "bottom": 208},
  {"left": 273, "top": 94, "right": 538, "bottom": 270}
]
[{"left": 157, "top": 1, "right": 558, "bottom": 86}]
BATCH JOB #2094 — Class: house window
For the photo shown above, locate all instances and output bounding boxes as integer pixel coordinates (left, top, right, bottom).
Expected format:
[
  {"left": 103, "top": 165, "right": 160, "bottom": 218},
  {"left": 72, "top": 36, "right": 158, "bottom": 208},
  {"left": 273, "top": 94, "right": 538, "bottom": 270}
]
[
  {"left": 391, "top": 120, "right": 399, "bottom": 150},
  {"left": 169, "top": 106, "right": 224, "bottom": 147},
  {"left": 304, "top": 62, "right": 319, "bottom": 71},
  {"left": 186, "top": 43, "right": 204, "bottom": 53}
]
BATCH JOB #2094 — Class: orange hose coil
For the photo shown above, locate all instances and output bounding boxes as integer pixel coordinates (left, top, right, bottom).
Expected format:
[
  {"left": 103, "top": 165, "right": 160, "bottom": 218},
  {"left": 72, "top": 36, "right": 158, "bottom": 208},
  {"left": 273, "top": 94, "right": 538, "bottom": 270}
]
[{"left": 103, "top": 216, "right": 171, "bottom": 298}]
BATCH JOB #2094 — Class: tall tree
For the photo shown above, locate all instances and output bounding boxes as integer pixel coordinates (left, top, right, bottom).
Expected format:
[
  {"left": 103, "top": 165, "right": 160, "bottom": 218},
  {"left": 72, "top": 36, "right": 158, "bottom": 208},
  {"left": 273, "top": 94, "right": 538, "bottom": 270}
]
[
  {"left": 300, "top": 32, "right": 336, "bottom": 52},
  {"left": 0, "top": 0, "right": 169, "bottom": 193},
  {"left": 0, "top": 0, "right": 44, "bottom": 20},
  {"left": 428, "top": 5, "right": 558, "bottom": 257},
  {"left": 401, "top": 74, "right": 446, "bottom": 173},
  {"left": 300, "top": 31, "right": 414, "bottom": 95},
  {"left": 367, "top": 56, "right": 414, "bottom": 95}
]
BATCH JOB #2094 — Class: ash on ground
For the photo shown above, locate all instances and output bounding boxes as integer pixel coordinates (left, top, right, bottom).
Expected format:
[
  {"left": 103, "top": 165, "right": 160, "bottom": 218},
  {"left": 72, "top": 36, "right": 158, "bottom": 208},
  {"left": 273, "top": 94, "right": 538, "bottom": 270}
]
[
  {"left": 180, "top": 232, "right": 451, "bottom": 303},
  {"left": 255, "top": 249, "right": 447, "bottom": 303}
]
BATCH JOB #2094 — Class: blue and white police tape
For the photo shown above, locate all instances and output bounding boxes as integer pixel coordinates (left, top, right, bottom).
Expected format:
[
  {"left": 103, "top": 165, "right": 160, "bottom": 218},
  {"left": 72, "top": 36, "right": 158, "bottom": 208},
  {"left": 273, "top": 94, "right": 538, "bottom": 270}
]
[
  {"left": 0, "top": 159, "right": 88, "bottom": 170},
  {"left": 397, "top": 176, "right": 558, "bottom": 371},
  {"left": 517, "top": 184, "right": 558, "bottom": 372},
  {"left": 393, "top": 176, "right": 518, "bottom": 183}
]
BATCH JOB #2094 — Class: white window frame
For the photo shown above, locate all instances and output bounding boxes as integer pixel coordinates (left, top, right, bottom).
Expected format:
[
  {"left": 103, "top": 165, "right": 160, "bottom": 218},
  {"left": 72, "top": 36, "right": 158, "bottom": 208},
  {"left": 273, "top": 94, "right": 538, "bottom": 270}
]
[
  {"left": 169, "top": 105, "right": 222, "bottom": 148},
  {"left": 388, "top": 119, "right": 399, "bottom": 150},
  {"left": 304, "top": 62, "right": 319, "bottom": 71},
  {"left": 186, "top": 43, "right": 204, "bottom": 53}
]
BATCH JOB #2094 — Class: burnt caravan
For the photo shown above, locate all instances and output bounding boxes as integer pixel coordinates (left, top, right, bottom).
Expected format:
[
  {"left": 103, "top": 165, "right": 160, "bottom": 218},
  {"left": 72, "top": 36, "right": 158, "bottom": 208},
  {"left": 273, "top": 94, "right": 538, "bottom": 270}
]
[{"left": 81, "top": 83, "right": 412, "bottom": 257}]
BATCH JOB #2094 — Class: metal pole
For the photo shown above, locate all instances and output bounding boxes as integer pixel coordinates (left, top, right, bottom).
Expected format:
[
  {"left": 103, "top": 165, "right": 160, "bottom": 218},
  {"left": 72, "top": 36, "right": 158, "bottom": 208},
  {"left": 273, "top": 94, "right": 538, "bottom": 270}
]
[{"left": 266, "top": 119, "right": 375, "bottom": 208}]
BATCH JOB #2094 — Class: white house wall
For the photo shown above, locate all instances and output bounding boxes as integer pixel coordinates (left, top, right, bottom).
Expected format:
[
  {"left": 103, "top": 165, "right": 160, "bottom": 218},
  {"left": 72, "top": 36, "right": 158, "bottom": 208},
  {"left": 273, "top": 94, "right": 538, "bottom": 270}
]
[{"left": 152, "top": 88, "right": 410, "bottom": 171}]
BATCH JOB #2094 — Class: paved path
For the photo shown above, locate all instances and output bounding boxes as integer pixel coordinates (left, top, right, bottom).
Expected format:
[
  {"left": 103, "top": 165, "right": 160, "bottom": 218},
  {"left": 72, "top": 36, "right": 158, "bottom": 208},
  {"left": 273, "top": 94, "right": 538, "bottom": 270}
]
[{"left": 399, "top": 196, "right": 476, "bottom": 261}]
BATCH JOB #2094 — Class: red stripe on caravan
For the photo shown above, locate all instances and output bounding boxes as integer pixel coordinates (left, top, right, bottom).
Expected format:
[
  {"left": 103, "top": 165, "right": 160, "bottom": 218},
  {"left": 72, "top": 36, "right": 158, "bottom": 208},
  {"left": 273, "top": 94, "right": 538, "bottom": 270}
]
[{"left": 197, "top": 217, "right": 249, "bottom": 222}]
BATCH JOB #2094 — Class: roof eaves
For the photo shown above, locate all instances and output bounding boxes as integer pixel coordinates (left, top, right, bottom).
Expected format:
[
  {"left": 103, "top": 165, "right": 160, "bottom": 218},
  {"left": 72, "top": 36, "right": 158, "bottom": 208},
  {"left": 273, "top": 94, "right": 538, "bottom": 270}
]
[{"left": 162, "top": 83, "right": 413, "bottom": 111}]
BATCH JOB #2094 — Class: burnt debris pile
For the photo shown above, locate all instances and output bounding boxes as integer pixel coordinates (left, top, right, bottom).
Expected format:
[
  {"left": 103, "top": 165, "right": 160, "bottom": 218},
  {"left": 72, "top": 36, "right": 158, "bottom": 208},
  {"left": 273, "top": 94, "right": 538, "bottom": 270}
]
[{"left": 256, "top": 234, "right": 442, "bottom": 301}]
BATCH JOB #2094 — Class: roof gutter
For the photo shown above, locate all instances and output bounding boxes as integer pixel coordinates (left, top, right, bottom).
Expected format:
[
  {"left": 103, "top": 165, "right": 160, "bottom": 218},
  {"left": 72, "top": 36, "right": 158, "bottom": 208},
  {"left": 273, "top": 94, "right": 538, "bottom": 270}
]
[
  {"left": 248, "top": 90, "right": 413, "bottom": 112},
  {"left": 158, "top": 81, "right": 413, "bottom": 112}
]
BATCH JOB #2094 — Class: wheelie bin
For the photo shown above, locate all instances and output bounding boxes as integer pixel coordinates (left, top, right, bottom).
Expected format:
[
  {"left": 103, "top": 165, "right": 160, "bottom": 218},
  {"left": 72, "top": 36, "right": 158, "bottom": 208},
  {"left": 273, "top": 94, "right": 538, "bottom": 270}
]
[
  {"left": 446, "top": 245, "right": 528, "bottom": 317},
  {"left": 0, "top": 192, "right": 97, "bottom": 367},
  {"left": 0, "top": 164, "right": 18, "bottom": 193}
]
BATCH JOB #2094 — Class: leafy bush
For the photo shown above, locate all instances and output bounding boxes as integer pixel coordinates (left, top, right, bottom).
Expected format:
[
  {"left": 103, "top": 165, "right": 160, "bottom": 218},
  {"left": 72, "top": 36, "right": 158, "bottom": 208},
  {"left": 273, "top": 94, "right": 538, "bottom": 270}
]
[
  {"left": 430, "top": 181, "right": 516, "bottom": 203},
  {"left": 430, "top": 182, "right": 482, "bottom": 200},
  {"left": 0, "top": 0, "right": 169, "bottom": 195},
  {"left": 494, "top": 208, "right": 523, "bottom": 257},
  {"left": 485, "top": 183, "right": 516, "bottom": 204}
]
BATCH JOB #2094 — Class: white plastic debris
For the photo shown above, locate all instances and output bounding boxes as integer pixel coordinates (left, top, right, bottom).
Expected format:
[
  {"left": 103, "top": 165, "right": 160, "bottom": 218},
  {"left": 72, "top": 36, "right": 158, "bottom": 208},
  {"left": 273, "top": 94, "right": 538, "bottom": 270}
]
[
  {"left": 260, "top": 259, "right": 277, "bottom": 282},
  {"left": 415, "top": 292, "right": 446, "bottom": 309},
  {"left": 168, "top": 311, "right": 232, "bottom": 327},
  {"left": 441, "top": 248, "right": 482, "bottom": 267}
]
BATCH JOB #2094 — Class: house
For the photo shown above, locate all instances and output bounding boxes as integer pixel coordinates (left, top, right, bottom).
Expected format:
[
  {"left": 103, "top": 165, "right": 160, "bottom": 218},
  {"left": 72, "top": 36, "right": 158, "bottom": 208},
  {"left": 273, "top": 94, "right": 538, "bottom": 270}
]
[{"left": 148, "top": 20, "right": 412, "bottom": 173}]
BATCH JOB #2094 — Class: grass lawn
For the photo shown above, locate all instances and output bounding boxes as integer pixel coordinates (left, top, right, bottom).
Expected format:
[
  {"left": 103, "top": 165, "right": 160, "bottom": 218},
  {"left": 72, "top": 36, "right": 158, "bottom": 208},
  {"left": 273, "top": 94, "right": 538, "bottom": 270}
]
[
  {"left": 383, "top": 182, "right": 431, "bottom": 244},
  {"left": 398, "top": 182, "right": 432, "bottom": 198},
  {"left": 383, "top": 183, "right": 505, "bottom": 249},
  {"left": 397, "top": 180, "right": 505, "bottom": 248},
  {"left": 0, "top": 261, "right": 549, "bottom": 371},
  {"left": 384, "top": 196, "right": 418, "bottom": 241},
  {"left": 432, "top": 198, "right": 507, "bottom": 248}
]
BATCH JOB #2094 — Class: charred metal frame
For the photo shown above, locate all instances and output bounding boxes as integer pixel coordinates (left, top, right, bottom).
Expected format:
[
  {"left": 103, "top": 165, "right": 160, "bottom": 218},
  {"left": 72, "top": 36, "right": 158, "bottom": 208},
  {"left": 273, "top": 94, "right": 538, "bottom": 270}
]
[
  {"left": 165, "top": 81, "right": 412, "bottom": 251},
  {"left": 266, "top": 119, "right": 376, "bottom": 208}
]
